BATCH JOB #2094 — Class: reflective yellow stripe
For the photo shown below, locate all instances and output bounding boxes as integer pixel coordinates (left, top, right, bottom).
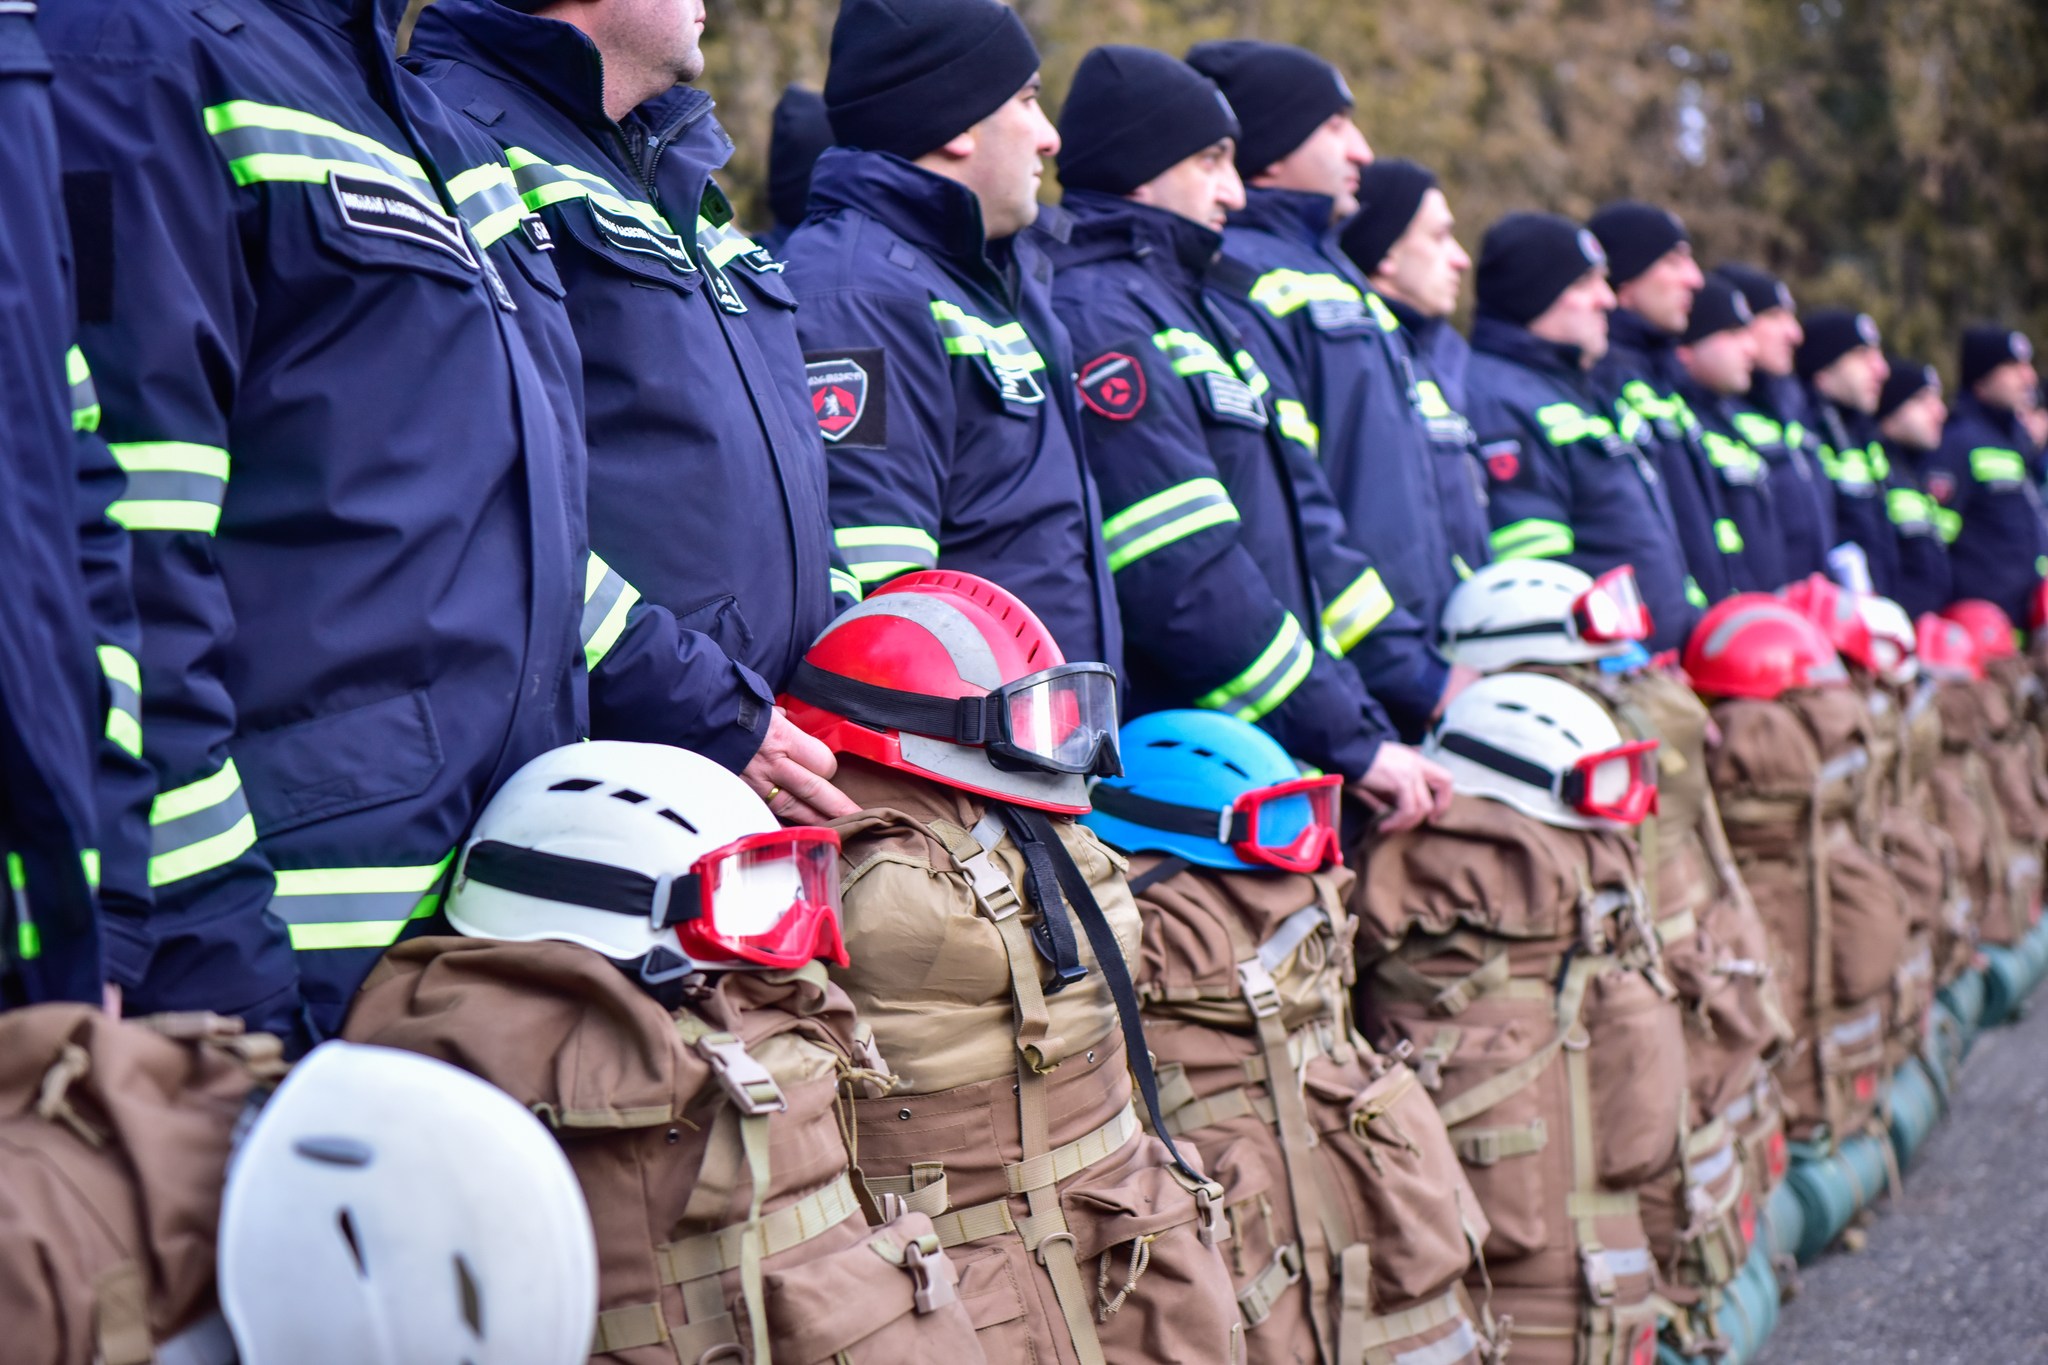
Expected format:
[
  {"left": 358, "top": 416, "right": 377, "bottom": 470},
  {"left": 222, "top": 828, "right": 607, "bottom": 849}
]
[
  {"left": 1534, "top": 402, "right": 1613, "bottom": 447},
  {"left": 274, "top": 856, "right": 454, "bottom": 951},
  {"left": 446, "top": 160, "right": 527, "bottom": 248},
  {"left": 829, "top": 567, "right": 863, "bottom": 603},
  {"left": 1714, "top": 517, "right": 1744, "bottom": 554},
  {"left": 67, "top": 345, "right": 101, "bottom": 432},
  {"left": 581, "top": 553, "right": 642, "bottom": 671},
  {"left": 1935, "top": 507, "right": 1962, "bottom": 544},
  {"left": 1195, "top": 614, "right": 1314, "bottom": 722},
  {"left": 97, "top": 644, "right": 143, "bottom": 758},
  {"left": 148, "top": 760, "right": 257, "bottom": 887},
  {"left": 107, "top": 441, "right": 231, "bottom": 534},
  {"left": 929, "top": 301, "right": 1045, "bottom": 371},
  {"left": 1970, "top": 446, "right": 2027, "bottom": 484},
  {"left": 1151, "top": 328, "right": 1232, "bottom": 378},
  {"left": 1414, "top": 379, "right": 1453, "bottom": 419},
  {"left": 1101, "top": 478, "right": 1239, "bottom": 572},
  {"left": 1490, "top": 518, "right": 1575, "bottom": 560},
  {"left": 1364, "top": 291, "right": 1401, "bottom": 332},
  {"left": 1685, "top": 577, "right": 1709, "bottom": 609},
  {"left": 81, "top": 849, "right": 101, "bottom": 891},
  {"left": 1273, "top": 399, "right": 1319, "bottom": 455},
  {"left": 1248, "top": 269, "right": 1361, "bottom": 318},
  {"left": 834, "top": 525, "right": 940, "bottom": 584},
  {"left": 203, "top": 101, "right": 428, "bottom": 180},
  {"left": 1321, "top": 568, "right": 1395, "bottom": 655}
]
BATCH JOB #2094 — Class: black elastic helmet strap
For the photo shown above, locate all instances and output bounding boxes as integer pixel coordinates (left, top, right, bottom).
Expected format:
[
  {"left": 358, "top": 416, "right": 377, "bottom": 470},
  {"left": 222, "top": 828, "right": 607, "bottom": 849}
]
[
  {"left": 1125, "top": 854, "right": 1193, "bottom": 898},
  {"left": 992, "top": 805, "right": 1088, "bottom": 994},
  {"left": 1086, "top": 784, "right": 1251, "bottom": 846},
  {"left": 460, "top": 840, "right": 703, "bottom": 927},
  {"left": 787, "top": 661, "right": 1006, "bottom": 746},
  {"left": 1003, "top": 805, "right": 1211, "bottom": 1188},
  {"left": 1436, "top": 731, "right": 1562, "bottom": 797}
]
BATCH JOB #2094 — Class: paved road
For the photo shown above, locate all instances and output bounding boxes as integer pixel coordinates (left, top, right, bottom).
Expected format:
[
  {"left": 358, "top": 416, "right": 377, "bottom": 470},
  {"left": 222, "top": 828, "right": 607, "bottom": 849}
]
[{"left": 1756, "top": 995, "right": 2048, "bottom": 1364}]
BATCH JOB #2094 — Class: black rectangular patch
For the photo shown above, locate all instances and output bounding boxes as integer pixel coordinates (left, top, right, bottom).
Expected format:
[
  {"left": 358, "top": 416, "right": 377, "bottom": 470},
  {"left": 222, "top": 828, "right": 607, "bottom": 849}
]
[
  {"left": 585, "top": 197, "right": 695, "bottom": 274},
  {"left": 1306, "top": 297, "right": 1371, "bottom": 334},
  {"left": 1196, "top": 372, "right": 1269, "bottom": 430},
  {"left": 327, "top": 172, "right": 475, "bottom": 268},
  {"left": 63, "top": 172, "right": 114, "bottom": 324},
  {"left": 805, "top": 348, "right": 887, "bottom": 448}
]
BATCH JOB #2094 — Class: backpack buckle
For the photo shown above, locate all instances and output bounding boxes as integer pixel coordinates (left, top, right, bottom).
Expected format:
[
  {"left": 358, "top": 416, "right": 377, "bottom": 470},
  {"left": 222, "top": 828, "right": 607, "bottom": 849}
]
[
  {"left": 694, "top": 1033, "right": 786, "bottom": 1115},
  {"left": 1236, "top": 958, "right": 1283, "bottom": 1020}
]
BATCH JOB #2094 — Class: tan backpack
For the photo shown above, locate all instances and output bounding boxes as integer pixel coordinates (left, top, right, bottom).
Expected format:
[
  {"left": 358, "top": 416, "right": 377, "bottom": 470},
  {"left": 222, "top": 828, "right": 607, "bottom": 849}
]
[
  {"left": 1355, "top": 796, "right": 1680, "bottom": 1365},
  {"left": 0, "top": 1005, "right": 285, "bottom": 1365},
  {"left": 1127, "top": 854, "right": 1494, "bottom": 1365},
  {"left": 826, "top": 761, "right": 1242, "bottom": 1365},
  {"left": 343, "top": 937, "right": 982, "bottom": 1365},
  {"left": 1708, "top": 688, "right": 1909, "bottom": 1147},
  {"left": 1922, "top": 679, "right": 1996, "bottom": 973}
]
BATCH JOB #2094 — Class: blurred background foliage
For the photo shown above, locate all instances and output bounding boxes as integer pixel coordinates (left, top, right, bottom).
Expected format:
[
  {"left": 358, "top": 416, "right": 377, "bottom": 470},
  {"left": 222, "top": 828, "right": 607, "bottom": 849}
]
[{"left": 415, "top": 0, "right": 2048, "bottom": 377}]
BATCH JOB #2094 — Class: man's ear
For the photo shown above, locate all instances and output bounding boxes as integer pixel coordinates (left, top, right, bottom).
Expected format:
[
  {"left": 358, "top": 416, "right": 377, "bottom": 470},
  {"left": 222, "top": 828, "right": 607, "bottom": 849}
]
[{"left": 935, "top": 128, "right": 979, "bottom": 160}]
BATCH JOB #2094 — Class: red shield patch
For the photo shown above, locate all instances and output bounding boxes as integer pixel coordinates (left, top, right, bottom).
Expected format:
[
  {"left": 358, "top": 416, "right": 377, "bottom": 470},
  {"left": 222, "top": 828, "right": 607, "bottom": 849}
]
[
  {"left": 1077, "top": 351, "right": 1146, "bottom": 421},
  {"left": 1927, "top": 471, "right": 1955, "bottom": 505},
  {"left": 1486, "top": 449, "right": 1520, "bottom": 483},
  {"left": 805, "top": 357, "right": 870, "bottom": 443}
]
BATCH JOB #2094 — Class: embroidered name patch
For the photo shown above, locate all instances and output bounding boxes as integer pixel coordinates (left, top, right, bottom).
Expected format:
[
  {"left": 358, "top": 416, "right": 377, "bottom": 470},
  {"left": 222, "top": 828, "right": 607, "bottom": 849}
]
[
  {"left": 328, "top": 172, "right": 474, "bottom": 268},
  {"left": 586, "top": 198, "right": 695, "bottom": 274}
]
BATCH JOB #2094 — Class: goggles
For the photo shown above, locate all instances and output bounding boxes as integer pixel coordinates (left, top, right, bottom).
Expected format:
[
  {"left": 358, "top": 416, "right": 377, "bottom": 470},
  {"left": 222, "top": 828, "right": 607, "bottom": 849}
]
[
  {"left": 1438, "top": 730, "right": 1660, "bottom": 825},
  {"left": 787, "top": 660, "right": 1122, "bottom": 778},
  {"left": 1089, "top": 773, "right": 1344, "bottom": 872},
  {"left": 1573, "top": 567, "right": 1651, "bottom": 644},
  {"left": 460, "top": 826, "right": 848, "bottom": 972}
]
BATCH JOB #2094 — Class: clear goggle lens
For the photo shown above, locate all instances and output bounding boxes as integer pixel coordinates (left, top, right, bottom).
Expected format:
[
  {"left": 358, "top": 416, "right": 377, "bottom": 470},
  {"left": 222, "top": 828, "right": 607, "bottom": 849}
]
[
  {"left": 679, "top": 829, "right": 847, "bottom": 969},
  {"left": 1232, "top": 775, "right": 1344, "bottom": 872},
  {"left": 1572, "top": 566, "right": 1651, "bottom": 644},
  {"left": 998, "top": 665, "right": 1121, "bottom": 775}
]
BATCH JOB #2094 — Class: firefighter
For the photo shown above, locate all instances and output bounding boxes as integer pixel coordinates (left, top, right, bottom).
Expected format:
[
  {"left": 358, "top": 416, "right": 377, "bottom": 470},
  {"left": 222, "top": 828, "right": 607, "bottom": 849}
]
[
  {"left": 1674, "top": 273, "right": 1787, "bottom": 592},
  {"left": 764, "top": 84, "right": 831, "bottom": 252},
  {"left": 404, "top": 0, "right": 858, "bottom": 825},
  {"left": 778, "top": 0, "right": 1121, "bottom": 668},
  {"left": 1587, "top": 202, "right": 1749, "bottom": 599},
  {"left": 1796, "top": 309, "right": 1897, "bottom": 594},
  {"left": 1463, "top": 212, "right": 1703, "bottom": 652},
  {"left": 1339, "top": 157, "right": 1494, "bottom": 579},
  {"left": 1873, "top": 356, "right": 1955, "bottom": 617},
  {"left": 1927, "top": 326, "right": 2048, "bottom": 627},
  {"left": 1714, "top": 263, "right": 1837, "bottom": 583},
  {"left": 1043, "top": 45, "right": 1453, "bottom": 831},
  {"left": 1185, "top": 41, "right": 1472, "bottom": 731},
  {"left": 46, "top": 0, "right": 594, "bottom": 1037}
]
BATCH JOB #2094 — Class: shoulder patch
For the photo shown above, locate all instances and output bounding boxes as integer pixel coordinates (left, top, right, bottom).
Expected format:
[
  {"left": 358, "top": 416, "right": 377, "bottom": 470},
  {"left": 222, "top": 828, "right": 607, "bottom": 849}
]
[
  {"left": 585, "top": 198, "right": 696, "bottom": 274},
  {"left": 805, "top": 349, "right": 886, "bottom": 447},
  {"left": 329, "top": 172, "right": 475, "bottom": 268},
  {"left": 1077, "top": 351, "right": 1146, "bottom": 421},
  {"left": 1481, "top": 439, "right": 1525, "bottom": 485},
  {"left": 1926, "top": 470, "right": 1955, "bottom": 505}
]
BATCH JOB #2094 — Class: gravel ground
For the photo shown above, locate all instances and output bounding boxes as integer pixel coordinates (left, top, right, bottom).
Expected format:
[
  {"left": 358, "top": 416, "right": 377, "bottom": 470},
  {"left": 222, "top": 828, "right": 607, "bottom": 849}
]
[{"left": 1755, "top": 996, "right": 2048, "bottom": 1364}]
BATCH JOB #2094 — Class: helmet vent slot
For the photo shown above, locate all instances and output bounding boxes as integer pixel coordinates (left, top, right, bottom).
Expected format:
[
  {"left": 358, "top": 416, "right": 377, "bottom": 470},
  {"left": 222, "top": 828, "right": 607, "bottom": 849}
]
[
  {"left": 336, "top": 1208, "right": 368, "bottom": 1277},
  {"left": 455, "top": 1252, "right": 485, "bottom": 1338},
  {"left": 548, "top": 778, "right": 601, "bottom": 792},
  {"left": 657, "top": 807, "right": 699, "bottom": 832},
  {"left": 610, "top": 789, "right": 649, "bottom": 804}
]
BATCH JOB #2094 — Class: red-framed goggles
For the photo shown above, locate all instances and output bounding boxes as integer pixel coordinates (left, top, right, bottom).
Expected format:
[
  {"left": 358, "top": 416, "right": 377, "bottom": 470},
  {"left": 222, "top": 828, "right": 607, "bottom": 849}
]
[
  {"left": 460, "top": 826, "right": 848, "bottom": 970},
  {"left": 1572, "top": 566, "right": 1652, "bottom": 644},
  {"left": 1089, "top": 773, "right": 1345, "bottom": 872},
  {"left": 787, "top": 660, "right": 1122, "bottom": 778},
  {"left": 1437, "top": 730, "right": 1660, "bottom": 824}
]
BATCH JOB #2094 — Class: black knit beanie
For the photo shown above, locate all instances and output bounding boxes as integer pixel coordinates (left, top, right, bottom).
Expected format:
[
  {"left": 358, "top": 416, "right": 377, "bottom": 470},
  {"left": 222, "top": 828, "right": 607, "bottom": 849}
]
[
  {"left": 1056, "top": 46, "right": 1239, "bottom": 195},
  {"left": 1795, "top": 308, "right": 1881, "bottom": 379},
  {"left": 1587, "top": 201, "right": 1688, "bottom": 287},
  {"left": 1713, "top": 262, "right": 1795, "bottom": 317},
  {"left": 1184, "top": 41, "right": 1353, "bottom": 176},
  {"left": 824, "top": 0, "right": 1040, "bottom": 160},
  {"left": 1681, "top": 274, "right": 1753, "bottom": 345},
  {"left": 1339, "top": 159, "right": 1437, "bottom": 276},
  {"left": 768, "top": 86, "right": 832, "bottom": 229},
  {"left": 1877, "top": 354, "right": 1938, "bottom": 422},
  {"left": 1960, "top": 325, "right": 2035, "bottom": 391},
  {"left": 1475, "top": 213, "right": 1607, "bottom": 325}
]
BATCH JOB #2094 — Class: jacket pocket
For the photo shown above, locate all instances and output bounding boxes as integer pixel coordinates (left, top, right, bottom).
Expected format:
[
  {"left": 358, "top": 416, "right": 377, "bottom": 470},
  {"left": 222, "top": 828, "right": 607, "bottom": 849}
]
[
  {"left": 305, "top": 173, "right": 485, "bottom": 288},
  {"left": 760, "top": 1209, "right": 985, "bottom": 1363},
  {"left": 676, "top": 592, "right": 755, "bottom": 659},
  {"left": 233, "top": 689, "right": 444, "bottom": 836},
  {"left": 1583, "top": 969, "right": 1686, "bottom": 1190}
]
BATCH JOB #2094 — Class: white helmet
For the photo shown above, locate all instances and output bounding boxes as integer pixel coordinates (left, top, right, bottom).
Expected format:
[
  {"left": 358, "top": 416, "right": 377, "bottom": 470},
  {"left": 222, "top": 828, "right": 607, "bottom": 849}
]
[
  {"left": 446, "top": 741, "right": 844, "bottom": 979},
  {"left": 1424, "top": 672, "right": 1659, "bottom": 830},
  {"left": 1855, "top": 595, "right": 1918, "bottom": 684},
  {"left": 219, "top": 1042, "right": 597, "bottom": 1365},
  {"left": 1439, "top": 560, "right": 1648, "bottom": 673}
]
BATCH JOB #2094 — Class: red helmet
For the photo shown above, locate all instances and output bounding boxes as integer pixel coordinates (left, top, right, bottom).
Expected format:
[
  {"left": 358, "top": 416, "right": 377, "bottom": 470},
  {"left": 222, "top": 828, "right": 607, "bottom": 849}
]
[
  {"left": 1917, "top": 612, "right": 1986, "bottom": 682},
  {"left": 1940, "top": 599, "right": 2019, "bottom": 662},
  {"left": 1683, "top": 594, "right": 1850, "bottom": 700},
  {"left": 1779, "top": 574, "right": 1879, "bottom": 674},
  {"left": 780, "top": 570, "right": 1121, "bottom": 814}
]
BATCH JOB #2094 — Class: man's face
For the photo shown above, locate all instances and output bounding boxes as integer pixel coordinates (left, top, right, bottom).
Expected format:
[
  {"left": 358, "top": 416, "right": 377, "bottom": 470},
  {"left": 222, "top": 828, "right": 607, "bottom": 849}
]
[
  {"left": 1679, "top": 326, "right": 1757, "bottom": 397},
  {"left": 1881, "top": 387, "right": 1948, "bottom": 451},
  {"left": 1255, "top": 112, "right": 1371, "bottom": 220},
  {"left": 1372, "top": 188, "right": 1470, "bottom": 319},
  {"left": 946, "top": 76, "right": 1059, "bottom": 241},
  {"left": 1748, "top": 305, "right": 1802, "bottom": 378},
  {"left": 1529, "top": 268, "right": 1617, "bottom": 367},
  {"left": 1976, "top": 358, "right": 2042, "bottom": 414},
  {"left": 1130, "top": 139, "right": 1245, "bottom": 233},
  {"left": 1815, "top": 345, "right": 1889, "bottom": 414},
  {"left": 1614, "top": 242, "right": 1704, "bottom": 335}
]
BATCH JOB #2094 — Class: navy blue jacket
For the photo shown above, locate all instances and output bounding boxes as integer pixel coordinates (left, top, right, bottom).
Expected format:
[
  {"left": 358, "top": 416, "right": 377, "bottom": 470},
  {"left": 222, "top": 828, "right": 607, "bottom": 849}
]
[
  {"left": 1876, "top": 442, "right": 1952, "bottom": 618},
  {"left": 1466, "top": 315, "right": 1701, "bottom": 653},
  {"left": 1805, "top": 389, "right": 1903, "bottom": 597},
  {"left": 780, "top": 150, "right": 1121, "bottom": 668},
  {"left": 1678, "top": 378, "right": 1787, "bottom": 593},
  {"left": 0, "top": 7, "right": 125, "bottom": 1006},
  {"left": 1214, "top": 188, "right": 1467, "bottom": 653},
  {"left": 1733, "top": 374, "right": 1834, "bottom": 583},
  {"left": 1043, "top": 193, "right": 1399, "bottom": 778},
  {"left": 49, "top": 0, "right": 593, "bottom": 1037},
  {"left": 1386, "top": 296, "right": 1495, "bottom": 583},
  {"left": 409, "top": 0, "right": 844, "bottom": 763},
  {"left": 1927, "top": 393, "right": 2048, "bottom": 624},
  {"left": 1594, "top": 310, "right": 1749, "bottom": 599}
]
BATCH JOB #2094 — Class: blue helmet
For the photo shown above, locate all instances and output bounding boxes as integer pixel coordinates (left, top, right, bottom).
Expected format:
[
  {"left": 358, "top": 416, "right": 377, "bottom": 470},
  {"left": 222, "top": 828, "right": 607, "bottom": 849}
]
[{"left": 1084, "top": 711, "right": 1334, "bottom": 871}]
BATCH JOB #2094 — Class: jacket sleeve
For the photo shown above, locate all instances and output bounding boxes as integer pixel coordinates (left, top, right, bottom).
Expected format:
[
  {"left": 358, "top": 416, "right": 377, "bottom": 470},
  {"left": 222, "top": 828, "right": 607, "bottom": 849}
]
[
  {"left": 789, "top": 285, "right": 954, "bottom": 595},
  {"left": 1074, "top": 335, "right": 1386, "bottom": 782},
  {"left": 1270, "top": 394, "right": 1450, "bottom": 739},
  {"left": 1474, "top": 398, "right": 1583, "bottom": 566},
  {"left": 54, "top": 48, "right": 302, "bottom": 1032},
  {"left": 68, "top": 349, "right": 156, "bottom": 985},
  {"left": 579, "top": 551, "right": 773, "bottom": 772}
]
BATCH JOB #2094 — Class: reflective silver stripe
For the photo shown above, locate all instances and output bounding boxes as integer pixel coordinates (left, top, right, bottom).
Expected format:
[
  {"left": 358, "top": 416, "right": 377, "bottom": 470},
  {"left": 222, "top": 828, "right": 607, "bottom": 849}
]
[
  {"left": 446, "top": 162, "right": 526, "bottom": 247},
  {"left": 1394, "top": 1321, "right": 1482, "bottom": 1365},
  {"left": 150, "top": 780, "right": 253, "bottom": 862},
  {"left": 147, "top": 760, "right": 257, "bottom": 887},
  {"left": 1595, "top": 1247, "right": 1653, "bottom": 1277},
  {"left": 1688, "top": 1138, "right": 1737, "bottom": 1189},
  {"left": 1101, "top": 478, "right": 1239, "bottom": 572},
  {"left": 832, "top": 525, "right": 940, "bottom": 584}
]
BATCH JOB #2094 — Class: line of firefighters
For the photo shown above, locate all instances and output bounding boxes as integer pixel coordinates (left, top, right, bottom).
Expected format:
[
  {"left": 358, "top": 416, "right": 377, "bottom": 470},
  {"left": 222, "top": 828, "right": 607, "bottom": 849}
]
[{"left": 4, "top": 0, "right": 2047, "bottom": 1360}]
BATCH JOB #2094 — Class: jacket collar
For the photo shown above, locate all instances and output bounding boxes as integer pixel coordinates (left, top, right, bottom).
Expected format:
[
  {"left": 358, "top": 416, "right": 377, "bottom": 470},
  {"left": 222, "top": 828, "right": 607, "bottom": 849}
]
[
  {"left": 1056, "top": 190, "right": 1221, "bottom": 286},
  {"left": 807, "top": 147, "right": 1004, "bottom": 272},
  {"left": 1952, "top": 390, "right": 2022, "bottom": 436},
  {"left": 1472, "top": 313, "right": 1587, "bottom": 379},
  {"left": 1232, "top": 187, "right": 1339, "bottom": 250},
  {"left": 1603, "top": 307, "right": 1684, "bottom": 385},
  {"left": 269, "top": 0, "right": 404, "bottom": 31}
]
